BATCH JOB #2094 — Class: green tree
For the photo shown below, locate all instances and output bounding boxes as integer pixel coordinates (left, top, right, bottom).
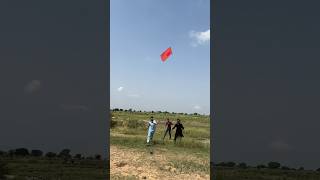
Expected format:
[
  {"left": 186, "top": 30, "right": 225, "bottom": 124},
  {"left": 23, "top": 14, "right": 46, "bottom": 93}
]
[
  {"left": 268, "top": 162, "right": 281, "bottom": 169},
  {"left": 59, "top": 149, "right": 71, "bottom": 159},
  {"left": 74, "top": 154, "right": 82, "bottom": 159},
  {"left": 238, "top": 162, "right": 247, "bottom": 169},
  {"left": 95, "top": 154, "right": 101, "bottom": 160},
  {"left": 281, "top": 166, "right": 290, "bottom": 170},
  {"left": 15, "top": 148, "right": 29, "bottom": 156},
  {"left": 257, "top": 164, "right": 266, "bottom": 169},
  {"left": 31, "top": 150, "right": 43, "bottom": 157},
  {"left": 226, "top": 162, "right": 236, "bottom": 167}
]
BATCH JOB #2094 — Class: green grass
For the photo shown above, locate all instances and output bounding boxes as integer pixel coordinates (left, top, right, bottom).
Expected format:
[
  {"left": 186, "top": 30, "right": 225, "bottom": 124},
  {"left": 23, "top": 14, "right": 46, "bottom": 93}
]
[
  {"left": 110, "top": 111, "right": 210, "bottom": 178},
  {"left": 0, "top": 157, "right": 107, "bottom": 180},
  {"left": 214, "top": 167, "right": 320, "bottom": 180}
]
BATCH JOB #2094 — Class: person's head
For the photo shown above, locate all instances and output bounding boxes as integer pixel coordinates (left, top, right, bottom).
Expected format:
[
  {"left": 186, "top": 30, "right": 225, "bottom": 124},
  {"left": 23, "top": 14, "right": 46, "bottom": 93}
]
[
  {"left": 177, "top": 119, "right": 181, "bottom": 123},
  {"left": 166, "top": 118, "right": 170, "bottom": 122},
  {"left": 150, "top": 116, "right": 154, "bottom": 122}
]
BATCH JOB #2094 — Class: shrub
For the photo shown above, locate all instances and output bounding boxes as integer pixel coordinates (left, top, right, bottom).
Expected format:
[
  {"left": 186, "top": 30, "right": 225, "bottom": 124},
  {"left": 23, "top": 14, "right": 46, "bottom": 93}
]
[
  {"left": 45, "top": 152, "right": 56, "bottom": 158},
  {"left": 15, "top": 148, "right": 29, "bottom": 156},
  {"left": 31, "top": 150, "right": 43, "bottom": 157},
  {"left": 126, "top": 119, "right": 144, "bottom": 129},
  {"left": 281, "top": 166, "right": 290, "bottom": 170},
  {"left": 110, "top": 119, "right": 117, "bottom": 128},
  {"left": 257, "top": 164, "right": 266, "bottom": 169},
  {"left": 238, "top": 162, "right": 247, "bottom": 169},
  {"left": 58, "top": 149, "right": 71, "bottom": 159},
  {"left": 268, "top": 162, "right": 281, "bottom": 169},
  {"left": 95, "top": 154, "right": 101, "bottom": 160}
]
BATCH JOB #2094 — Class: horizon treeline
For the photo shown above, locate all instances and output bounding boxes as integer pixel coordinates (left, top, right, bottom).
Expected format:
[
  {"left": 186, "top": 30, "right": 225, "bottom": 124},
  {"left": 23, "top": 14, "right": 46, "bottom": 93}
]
[
  {"left": 214, "top": 161, "right": 320, "bottom": 172},
  {"left": 110, "top": 108, "right": 209, "bottom": 116},
  {"left": 0, "top": 148, "right": 103, "bottom": 161}
]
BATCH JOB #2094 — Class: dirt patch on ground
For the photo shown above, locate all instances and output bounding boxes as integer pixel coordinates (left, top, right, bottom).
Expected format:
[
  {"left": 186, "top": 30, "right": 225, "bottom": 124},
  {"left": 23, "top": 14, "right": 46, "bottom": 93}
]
[{"left": 110, "top": 145, "right": 209, "bottom": 180}]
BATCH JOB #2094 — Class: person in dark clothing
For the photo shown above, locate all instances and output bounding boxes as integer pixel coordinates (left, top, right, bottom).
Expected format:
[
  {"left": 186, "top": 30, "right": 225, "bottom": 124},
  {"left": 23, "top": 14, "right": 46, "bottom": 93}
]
[
  {"left": 172, "top": 119, "right": 184, "bottom": 143},
  {"left": 162, "top": 118, "right": 173, "bottom": 140}
]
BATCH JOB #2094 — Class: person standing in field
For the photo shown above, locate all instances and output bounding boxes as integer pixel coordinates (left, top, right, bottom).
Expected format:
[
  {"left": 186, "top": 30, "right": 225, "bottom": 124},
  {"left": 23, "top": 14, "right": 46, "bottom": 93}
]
[
  {"left": 146, "top": 116, "right": 157, "bottom": 144},
  {"left": 162, "top": 118, "right": 173, "bottom": 140},
  {"left": 172, "top": 119, "right": 184, "bottom": 143}
]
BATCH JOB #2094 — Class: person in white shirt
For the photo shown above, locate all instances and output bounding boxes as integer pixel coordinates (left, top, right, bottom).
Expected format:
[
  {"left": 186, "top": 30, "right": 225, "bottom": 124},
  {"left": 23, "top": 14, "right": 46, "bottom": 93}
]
[{"left": 146, "top": 116, "right": 157, "bottom": 144}]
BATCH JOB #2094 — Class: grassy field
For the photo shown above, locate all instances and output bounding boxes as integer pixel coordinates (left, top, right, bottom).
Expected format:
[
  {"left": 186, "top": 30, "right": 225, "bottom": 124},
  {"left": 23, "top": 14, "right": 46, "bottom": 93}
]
[
  {"left": 110, "top": 110, "right": 210, "bottom": 180},
  {"left": 213, "top": 167, "right": 320, "bottom": 180},
  {"left": 0, "top": 157, "right": 107, "bottom": 180}
]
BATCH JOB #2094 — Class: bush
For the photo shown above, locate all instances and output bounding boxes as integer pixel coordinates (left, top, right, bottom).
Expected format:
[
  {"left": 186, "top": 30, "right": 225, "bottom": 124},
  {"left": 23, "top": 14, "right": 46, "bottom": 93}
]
[
  {"left": 15, "top": 148, "right": 29, "bottom": 156},
  {"left": 59, "top": 149, "right": 71, "bottom": 159},
  {"left": 281, "top": 166, "right": 290, "bottom": 170},
  {"left": 31, "top": 150, "right": 43, "bottom": 157},
  {"left": 238, "top": 162, "right": 247, "bottom": 169},
  {"left": 74, "top": 154, "right": 82, "bottom": 159},
  {"left": 126, "top": 119, "right": 144, "bottom": 129},
  {"left": 226, "top": 162, "right": 236, "bottom": 167},
  {"left": 45, "top": 152, "right": 56, "bottom": 158},
  {"left": 268, "top": 162, "right": 281, "bottom": 169},
  {"left": 257, "top": 164, "right": 266, "bottom": 169},
  {"left": 110, "top": 119, "right": 117, "bottom": 128},
  {"left": 95, "top": 154, "right": 101, "bottom": 160}
]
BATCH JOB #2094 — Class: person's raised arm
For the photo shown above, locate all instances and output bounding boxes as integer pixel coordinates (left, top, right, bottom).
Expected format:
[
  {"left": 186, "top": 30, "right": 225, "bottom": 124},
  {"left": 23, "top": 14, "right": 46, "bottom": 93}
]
[{"left": 172, "top": 124, "right": 176, "bottom": 129}]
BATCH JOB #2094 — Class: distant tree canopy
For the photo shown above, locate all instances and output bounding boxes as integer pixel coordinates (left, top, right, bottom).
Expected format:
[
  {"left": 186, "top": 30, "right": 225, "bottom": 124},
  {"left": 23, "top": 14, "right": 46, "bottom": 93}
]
[
  {"left": 216, "top": 162, "right": 236, "bottom": 167},
  {"left": 268, "top": 162, "right": 281, "bottom": 169},
  {"left": 298, "top": 167, "right": 304, "bottom": 171},
  {"left": 281, "top": 166, "right": 290, "bottom": 170},
  {"left": 238, "top": 162, "right": 247, "bottom": 169},
  {"left": 45, "top": 152, "right": 56, "bottom": 158},
  {"left": 59, "top": 149, "right": 71, "bottom": 159},
  {"left": 31, "top": 150, "right": 43, "bottom": 157},
  {"left": 257, "top": 164, "right": 266, "bottom": 169},
  {"left": 74, "top": 154, "right": 82, "bottom": 159},
  {"left": 95, "top": 154, "right": 101, "bottom": 160},
  {"left": 0, "top": 151, "right": 6, "bottom": 156},
  {"left": 15, "top": 148, "right": 29, "bottom": 156}
]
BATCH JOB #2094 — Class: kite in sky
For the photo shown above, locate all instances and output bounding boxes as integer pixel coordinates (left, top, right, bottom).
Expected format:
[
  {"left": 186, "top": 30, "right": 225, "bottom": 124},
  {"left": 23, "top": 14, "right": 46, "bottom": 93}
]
[{"left": 160, "top": 47, "right": 172, "bottom": 62}]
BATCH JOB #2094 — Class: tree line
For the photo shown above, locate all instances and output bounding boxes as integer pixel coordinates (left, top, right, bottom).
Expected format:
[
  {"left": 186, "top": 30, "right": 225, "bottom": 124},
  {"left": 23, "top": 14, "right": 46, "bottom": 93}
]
[
  {"left": 0, "top": 148, "right": 102, "bottom": 161},
  {"left": 111, "top": 108, "right": 203, "bottom": 116},
  {"left": 214, "top": 161, "right": 320, "bottom": 172}
]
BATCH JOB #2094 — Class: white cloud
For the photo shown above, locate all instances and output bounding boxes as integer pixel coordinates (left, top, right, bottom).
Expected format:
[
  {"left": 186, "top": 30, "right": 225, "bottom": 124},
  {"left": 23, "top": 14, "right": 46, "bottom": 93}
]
[
  {"left": 24, "top": 80, "right": 41, "bottom": 93},
  {"left": 189, "top": 29, "right": 210, "bottom": 46},
  {"left": 117, "top": 86, "right": 124, "bottom": 92},
  {"left": 193, "top": 105, "right": 201, "bottom": 110}
]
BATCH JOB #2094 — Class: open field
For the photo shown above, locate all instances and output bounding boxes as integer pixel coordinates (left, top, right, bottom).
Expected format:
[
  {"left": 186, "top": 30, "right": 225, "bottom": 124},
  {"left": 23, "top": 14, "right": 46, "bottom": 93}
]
[
  {"left": 0, "top": 157, "right": 107, "bottom": 180},
  {"left": 214, "top": 167, "right": 320, "bottom": 180},
  {"left": 110, "top": 110, "right": 210, "bottom": 180}
]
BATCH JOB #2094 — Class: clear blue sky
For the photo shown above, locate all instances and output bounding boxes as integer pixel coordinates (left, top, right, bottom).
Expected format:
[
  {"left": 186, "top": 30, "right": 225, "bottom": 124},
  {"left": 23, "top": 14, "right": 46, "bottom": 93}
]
[{"left": 111, "top": 0, "right": 210, "bottom": 114}]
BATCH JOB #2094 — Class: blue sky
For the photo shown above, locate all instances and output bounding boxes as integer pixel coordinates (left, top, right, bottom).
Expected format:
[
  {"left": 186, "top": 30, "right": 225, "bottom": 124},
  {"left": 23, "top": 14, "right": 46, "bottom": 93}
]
[{"left": 110, "top": 0, "right": 210, "bottom": 114}]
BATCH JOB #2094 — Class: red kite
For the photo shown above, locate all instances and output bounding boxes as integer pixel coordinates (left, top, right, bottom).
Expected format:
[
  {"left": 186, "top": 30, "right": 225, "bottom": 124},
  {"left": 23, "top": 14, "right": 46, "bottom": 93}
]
[{"left": 160, "top": 47, "right": 172, "bottom": 62}]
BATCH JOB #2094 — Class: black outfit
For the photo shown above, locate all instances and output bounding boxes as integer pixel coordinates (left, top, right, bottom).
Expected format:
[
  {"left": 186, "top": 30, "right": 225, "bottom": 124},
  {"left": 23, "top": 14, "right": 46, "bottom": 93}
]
[{"left": 172, "top": 123, "right": 184, "bottom": 141}]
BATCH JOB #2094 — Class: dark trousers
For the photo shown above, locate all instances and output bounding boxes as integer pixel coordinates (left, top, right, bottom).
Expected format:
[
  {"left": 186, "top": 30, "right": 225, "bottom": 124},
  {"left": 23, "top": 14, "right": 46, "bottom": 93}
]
[{"left": 163, "top": 128, "right": 171, "bottom": 139}]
